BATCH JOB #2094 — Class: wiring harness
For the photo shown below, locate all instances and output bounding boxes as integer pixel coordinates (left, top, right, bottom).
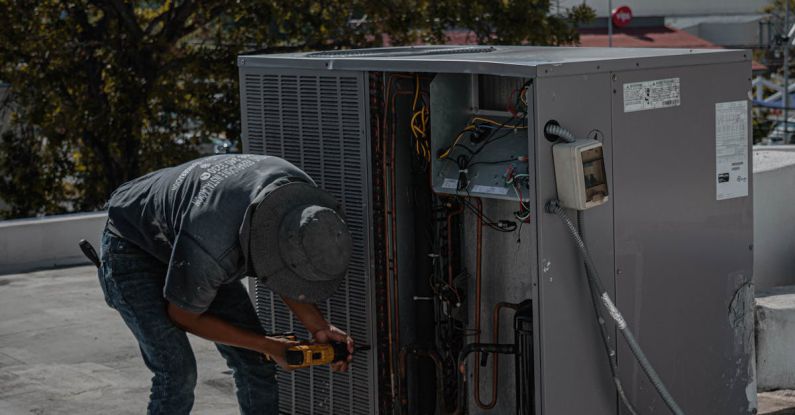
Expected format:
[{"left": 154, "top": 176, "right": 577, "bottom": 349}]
[{"left": 410, "top": 74, "right": 431, "bottom": 167}]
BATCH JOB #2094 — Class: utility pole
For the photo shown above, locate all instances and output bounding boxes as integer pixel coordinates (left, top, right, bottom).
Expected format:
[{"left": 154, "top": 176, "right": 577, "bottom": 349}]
[
  {"left": 785, "top": 0, "right": 790, "bottom": 142},
  {"left": 608, "top": 0, "right": 613, "bottom": 47}
]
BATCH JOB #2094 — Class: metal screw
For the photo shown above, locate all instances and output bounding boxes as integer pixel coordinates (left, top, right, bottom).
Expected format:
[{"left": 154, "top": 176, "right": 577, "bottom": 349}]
[{"left": 616, "top": 268, "right": 623, "bottom": 275}]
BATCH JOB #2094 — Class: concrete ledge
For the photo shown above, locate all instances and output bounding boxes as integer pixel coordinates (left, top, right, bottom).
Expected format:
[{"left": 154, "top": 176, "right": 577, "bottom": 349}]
[
  {"left": 0, "top": 212, "right": 106, "bottom": 275},
  {"left": 756, "top": 286, "right": 795, "bottom": 390}
]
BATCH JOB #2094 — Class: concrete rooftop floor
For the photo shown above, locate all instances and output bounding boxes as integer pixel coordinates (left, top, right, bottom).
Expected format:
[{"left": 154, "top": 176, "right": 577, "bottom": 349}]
[
  {"left": 0, "top": 265, "right": 239, "bottom": 414},
  {"left": 0, "top": 265, "right": 792, "bottom": 414}
]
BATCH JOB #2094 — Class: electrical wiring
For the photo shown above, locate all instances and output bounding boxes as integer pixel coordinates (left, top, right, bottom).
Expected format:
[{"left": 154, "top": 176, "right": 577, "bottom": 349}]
[
  {"left": 467, "top": 157, "right": 524, "bottom": 168},
  {"left": 471, "top": 116, "right": 528, "bottom": 130},
  {"left": 438, "top": 125, "right": 477, "bottom": 160},
  {"left": 509, "top": 79, "right": 533, "bottom": 116},
  {"left": 468, "top": 130, "right": 520, "bottom": 159},
  {"left": 458, "top": 195, "right": 517, "bottom": 233},
  {"left": 409, "top": 73, "right": 431, "bottom": 165},
  {"left": 438, "top": 114, "right": 526, "bottom": 161},
  {"left": 506, "top": 167, "right": 531, "bottom": 223}
]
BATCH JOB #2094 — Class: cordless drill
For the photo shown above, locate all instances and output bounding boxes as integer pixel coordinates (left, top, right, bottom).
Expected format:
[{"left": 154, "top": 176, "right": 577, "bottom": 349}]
[{"left": 273, "top": 334, "right": 370, "bottom": 369}]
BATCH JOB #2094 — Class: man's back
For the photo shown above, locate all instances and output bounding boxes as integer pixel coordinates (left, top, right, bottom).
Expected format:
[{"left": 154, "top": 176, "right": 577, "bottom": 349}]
[{"left": 107, "top": 154, "right": 311, "bottom": 312}]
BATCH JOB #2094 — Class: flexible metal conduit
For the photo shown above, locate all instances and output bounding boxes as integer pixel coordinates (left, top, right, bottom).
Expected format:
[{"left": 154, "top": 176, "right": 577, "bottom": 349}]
[
  {"left": 544, "top": 122, "right": 576, "bottom": 143},
  {"left": 546, "top": 200, "right": 685, "bottom": 415},
  {"left": 577, "top": 211, "right": 639, "bottom": 415}
]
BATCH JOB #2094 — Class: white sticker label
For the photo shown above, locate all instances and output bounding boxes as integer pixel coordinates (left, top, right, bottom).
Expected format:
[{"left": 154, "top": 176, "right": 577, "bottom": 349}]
[
  {"left": 623, "top": 78, "right": 681, "bottom": 112},
  {"left": 471, "top": 185, "right": 509, "bottom": 195},
  {"left": 715, "top": 100, "right": 749, "bottom": 200},
  {"left": 442, "top": 178, "right": 459, "bottom": 190}
]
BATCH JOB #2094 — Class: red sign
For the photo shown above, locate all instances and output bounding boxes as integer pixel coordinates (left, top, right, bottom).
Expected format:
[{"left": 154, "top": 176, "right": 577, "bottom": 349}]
[{"left": 611, "top": 5, "right": 633, "bottom": 28}]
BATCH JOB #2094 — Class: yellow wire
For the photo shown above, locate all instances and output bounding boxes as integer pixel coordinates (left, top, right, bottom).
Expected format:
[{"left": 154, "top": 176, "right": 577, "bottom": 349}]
[
  {"left": 439, "top": 125, "right": 476, "bottom": 159},
  {"left": 422, "top": 108, "right": 428, "bottom": 131},
  {"left": 411, "top": 111, "right": 425, "bottom": 135},
  {"left": 471, "top": 116, "right": 528, "bottom": 130}
]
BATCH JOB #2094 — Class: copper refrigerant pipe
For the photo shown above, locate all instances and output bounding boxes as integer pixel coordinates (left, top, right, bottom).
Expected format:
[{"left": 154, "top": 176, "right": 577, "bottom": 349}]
[
  {"left": 482, "top": 301, "right": 521, "bottom": 409},
  {"left": 472, "top": 197, "right": 488, "bottom": 410},
  {"left": 382, "top": 76, "right": 413, "bottom": 395},
  {"left": 382, "top": 75, "right": 396, "bottom": 394},
  {"left": 398, "top": 346, "right": 447, "bottom": 414}
]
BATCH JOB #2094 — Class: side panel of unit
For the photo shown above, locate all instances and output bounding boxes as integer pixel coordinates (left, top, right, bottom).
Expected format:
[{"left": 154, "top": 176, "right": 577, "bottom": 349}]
[
  {"left": 239, "top": 66, "right": 377, "bottom": 415},
  {"left": 611, "top": 62, "right": 754, "bottom": 414},
  {"left": 534, "top": 73, "right": 618, "bottom": 415}
]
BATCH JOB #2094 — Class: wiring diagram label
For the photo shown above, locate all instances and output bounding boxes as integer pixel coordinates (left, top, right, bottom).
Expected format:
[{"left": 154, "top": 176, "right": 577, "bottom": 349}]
[
  {"left": 442, "top": 178, "right": 459, "bottom": 190},
  {"left": 715, "top": 100, "right": 749, "bottom": 200},
  {"left": 471, "top": 185, "right": 509, "bottom": 195},
  {"left": 623, "top": 78, "right": 680, "bottom": 112}
]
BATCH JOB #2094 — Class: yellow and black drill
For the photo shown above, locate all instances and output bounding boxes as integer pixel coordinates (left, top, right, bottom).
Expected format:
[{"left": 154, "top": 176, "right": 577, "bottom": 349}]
[
  {"left": 285, "top": 341, "right": 370, "bottom": 369},
  {"left": 270, "top": 334, "right": 370, "bottom": 369}
]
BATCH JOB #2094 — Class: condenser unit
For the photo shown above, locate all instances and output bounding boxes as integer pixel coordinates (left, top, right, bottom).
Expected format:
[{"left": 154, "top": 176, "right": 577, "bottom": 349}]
[{"left": 239, "top": 46, "right": 754, "bottom": 415}]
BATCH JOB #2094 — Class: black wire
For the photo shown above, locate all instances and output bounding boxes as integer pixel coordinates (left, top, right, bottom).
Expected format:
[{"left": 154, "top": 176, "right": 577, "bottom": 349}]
[
  {"left": 456, "top": 155, "right": 469, "bottom": 191},
  {"left": 458, "top": 196, "right": 517, "bottom": 233},
  {"left": 467, "top": 157, "right": 523, "bottom": 168},
  {"left": 467, "top": 123, "right": 525, "bottom": 163},
  {"left": 443, "top": 114, "right": 523, "bottom": 161}
]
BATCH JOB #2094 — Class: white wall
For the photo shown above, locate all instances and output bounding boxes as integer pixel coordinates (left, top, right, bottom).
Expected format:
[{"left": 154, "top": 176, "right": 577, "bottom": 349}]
[
  {"left": 0, "top": 212, "right": 106, "bottom": 275},
  {"left": 556, "top": 0, "right": 769, "bottom": 17},
  {"left": 754, "top": 147, "right": 795, "bottom": 290}
]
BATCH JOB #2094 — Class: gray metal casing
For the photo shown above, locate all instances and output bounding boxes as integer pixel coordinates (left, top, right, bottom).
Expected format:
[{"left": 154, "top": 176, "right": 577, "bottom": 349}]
[
  {"left": 239, "top": 68, "right": 377, "bottom": 414},
  {"left": 238, "top": 46, "right": 754, "bottom": 415}
]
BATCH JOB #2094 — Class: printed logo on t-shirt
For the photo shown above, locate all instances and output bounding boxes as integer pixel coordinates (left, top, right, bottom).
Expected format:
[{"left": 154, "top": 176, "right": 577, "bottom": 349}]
[{"left": 185, "top": 155, "right": 264, "bottom": 207}]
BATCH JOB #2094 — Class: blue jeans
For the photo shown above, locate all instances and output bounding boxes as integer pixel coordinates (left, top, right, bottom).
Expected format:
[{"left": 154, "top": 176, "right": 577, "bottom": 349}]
[{"left": 98, "top": 230, "right": 278, "bottom": 414}]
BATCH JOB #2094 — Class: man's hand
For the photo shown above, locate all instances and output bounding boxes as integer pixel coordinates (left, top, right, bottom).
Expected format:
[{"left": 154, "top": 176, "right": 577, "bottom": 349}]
[
  {"left": 279, "top": 296, "right": 356, "bottom": 372},
  {"left": 313, "top": 325, "right": 354, "bottom": 372},
  {"left": 266, "top": 336, "right": 302, "bottom": 371}
]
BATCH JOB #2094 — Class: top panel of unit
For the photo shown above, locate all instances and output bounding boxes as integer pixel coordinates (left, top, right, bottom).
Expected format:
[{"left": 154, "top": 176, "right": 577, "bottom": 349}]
[{"left": 238, "top": 45, "right": 750, "bottom": 77}]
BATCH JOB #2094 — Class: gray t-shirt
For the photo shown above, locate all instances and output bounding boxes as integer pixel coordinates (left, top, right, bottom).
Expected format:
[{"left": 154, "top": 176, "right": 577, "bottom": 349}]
[{"left": 106, "top": 154, "right": 311, "bottom": 313}]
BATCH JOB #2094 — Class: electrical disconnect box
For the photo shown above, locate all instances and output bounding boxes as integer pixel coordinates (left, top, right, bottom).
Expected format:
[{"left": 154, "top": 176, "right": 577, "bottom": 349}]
[
  {"left": 238, "top": 46, "right": 754, "bottom": 415},
  {"left": 552, "top": 139, "right": 609, "bottom": 210}
]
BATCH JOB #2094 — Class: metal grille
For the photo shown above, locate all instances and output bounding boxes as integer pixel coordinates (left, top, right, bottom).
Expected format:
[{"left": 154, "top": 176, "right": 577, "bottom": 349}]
[{"left": 241, "top": 70, "right": 375, "bottom": 415}]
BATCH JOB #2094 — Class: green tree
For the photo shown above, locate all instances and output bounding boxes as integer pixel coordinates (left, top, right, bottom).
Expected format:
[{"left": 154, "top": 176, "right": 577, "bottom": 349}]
[{"left": 0, "top": 0, "right": 593, "bottom": 218}]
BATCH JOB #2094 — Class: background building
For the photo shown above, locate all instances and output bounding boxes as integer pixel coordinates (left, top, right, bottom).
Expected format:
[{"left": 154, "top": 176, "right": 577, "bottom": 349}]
[{"left": 560, "top": 0, "right": 768, "bottom": 48}]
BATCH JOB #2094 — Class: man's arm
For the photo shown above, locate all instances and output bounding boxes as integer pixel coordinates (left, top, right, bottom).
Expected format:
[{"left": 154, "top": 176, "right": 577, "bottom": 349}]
[
  {"left": 281, "top": 296, "right": 354, "bottom": 372},
  {"left": 167, "top": 302, "right": 297, "bottom": 369}
]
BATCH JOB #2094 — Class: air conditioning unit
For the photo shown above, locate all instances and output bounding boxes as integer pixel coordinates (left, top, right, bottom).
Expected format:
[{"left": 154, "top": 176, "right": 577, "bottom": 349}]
[{"left": 239, "top": 46, "right": 754, "bottom": 415}]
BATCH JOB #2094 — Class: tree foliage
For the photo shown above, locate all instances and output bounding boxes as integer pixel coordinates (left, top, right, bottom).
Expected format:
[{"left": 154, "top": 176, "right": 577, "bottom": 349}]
[{"left": 0, "top": 0, "right": 593, "bottom": 218}]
